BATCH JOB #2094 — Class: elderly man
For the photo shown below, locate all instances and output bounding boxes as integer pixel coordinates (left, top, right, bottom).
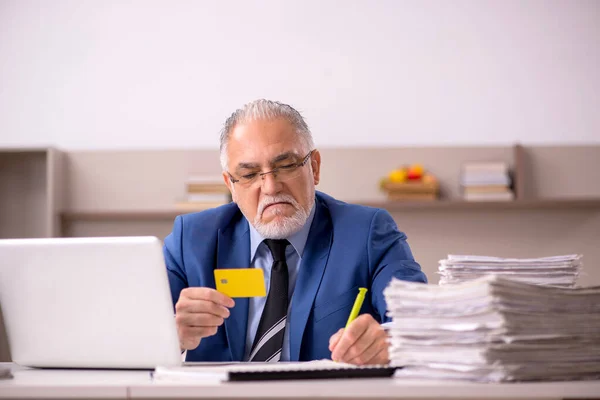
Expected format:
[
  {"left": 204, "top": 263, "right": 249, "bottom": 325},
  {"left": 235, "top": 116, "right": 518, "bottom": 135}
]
[{"left": 164, "top": 99, "right": 427, "bottom": 364}]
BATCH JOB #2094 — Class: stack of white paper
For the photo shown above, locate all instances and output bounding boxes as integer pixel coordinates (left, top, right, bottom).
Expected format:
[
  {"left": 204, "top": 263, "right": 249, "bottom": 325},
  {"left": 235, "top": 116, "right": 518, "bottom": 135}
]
[
  {"left": 438, "top": 254, "right": 582, "bottom": 287},
  {"left": 384, "top": 275, "right": 600, "bottom": 382}
]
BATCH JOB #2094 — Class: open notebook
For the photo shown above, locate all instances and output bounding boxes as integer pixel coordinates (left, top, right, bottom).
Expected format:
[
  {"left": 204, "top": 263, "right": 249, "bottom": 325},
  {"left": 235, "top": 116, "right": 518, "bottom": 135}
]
[{"left": 153, "top": 360, "right": 397, "bottom": 382}]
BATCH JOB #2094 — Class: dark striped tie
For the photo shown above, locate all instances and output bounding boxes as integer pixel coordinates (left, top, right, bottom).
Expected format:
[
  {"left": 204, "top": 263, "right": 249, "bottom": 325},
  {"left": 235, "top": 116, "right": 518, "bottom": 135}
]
[{"left": 248, "top": 239, "right": 289, "bottom": 362}]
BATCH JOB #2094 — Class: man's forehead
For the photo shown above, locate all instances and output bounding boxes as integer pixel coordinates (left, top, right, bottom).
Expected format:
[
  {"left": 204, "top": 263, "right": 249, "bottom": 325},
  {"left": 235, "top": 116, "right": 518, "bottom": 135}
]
[
  {"left": 230, "top": 147, "right": 304, "bottom": 167},
  {"left": 226, "top": 118, "right": 307, "bottom": 166}
]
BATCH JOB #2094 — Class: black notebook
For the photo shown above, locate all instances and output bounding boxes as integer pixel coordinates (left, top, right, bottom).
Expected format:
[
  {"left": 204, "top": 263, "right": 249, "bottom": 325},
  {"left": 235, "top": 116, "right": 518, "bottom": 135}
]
[
  {"left": 228, "top": 363, "right": 397, "bottom": 381},
  {"left": 153, "top": 360, "right": 398, "bottom": 382}
]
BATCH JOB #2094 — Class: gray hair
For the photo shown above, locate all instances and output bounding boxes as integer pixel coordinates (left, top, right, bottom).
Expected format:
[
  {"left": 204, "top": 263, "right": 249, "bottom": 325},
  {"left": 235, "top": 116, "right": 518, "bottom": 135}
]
[{"left": 219, "top": 99, "right": 315, "bottom": 171}]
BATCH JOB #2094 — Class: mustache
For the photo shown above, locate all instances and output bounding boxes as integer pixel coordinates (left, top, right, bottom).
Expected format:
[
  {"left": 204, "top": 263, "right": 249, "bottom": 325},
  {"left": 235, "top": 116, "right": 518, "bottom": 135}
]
[{"left": 256, "top": 194, "right": 300, "bottom": 217}]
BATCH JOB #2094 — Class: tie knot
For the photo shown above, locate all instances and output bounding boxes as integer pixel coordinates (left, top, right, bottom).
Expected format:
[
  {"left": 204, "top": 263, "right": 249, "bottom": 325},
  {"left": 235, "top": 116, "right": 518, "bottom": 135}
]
[{"left": 264, "top": 239, "right": 289, "bottom": 262}]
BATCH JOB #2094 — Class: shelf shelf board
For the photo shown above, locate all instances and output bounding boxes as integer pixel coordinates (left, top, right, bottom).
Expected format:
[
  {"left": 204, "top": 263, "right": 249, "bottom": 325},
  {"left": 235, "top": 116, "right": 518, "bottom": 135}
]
[
  {"left": 61, "top": 210, "right": 184, "bottom": 221},
  {"left": 60, "top": 198, "right": 600, "bottom": 222},
  {"left": 0, "top": 146, "right": 54, "bottom": 154},
  {"left": 361, "top": 198, "right": 600, "bottom": 212}
]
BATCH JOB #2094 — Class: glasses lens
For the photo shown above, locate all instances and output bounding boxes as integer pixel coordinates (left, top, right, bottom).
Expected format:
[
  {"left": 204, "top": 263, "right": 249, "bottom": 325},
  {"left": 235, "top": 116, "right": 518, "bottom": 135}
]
[
  {"left": 235, "top": 152, "right": 312, "bottom": 188},
  {"left": 238, "top": 174, "right": 258, "bottom": 187},
  {"left": 278, "top": 165, "right": 303, "bottom": 182}
]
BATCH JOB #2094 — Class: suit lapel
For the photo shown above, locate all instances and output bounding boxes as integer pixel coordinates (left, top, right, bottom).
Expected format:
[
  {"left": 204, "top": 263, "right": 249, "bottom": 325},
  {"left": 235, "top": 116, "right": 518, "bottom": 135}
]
[
  {"left": 217, "top": 217, "right": 250, "bottom": 362},
  {"left": 289, "top": 199, "right": 332, "bottom": 361}
]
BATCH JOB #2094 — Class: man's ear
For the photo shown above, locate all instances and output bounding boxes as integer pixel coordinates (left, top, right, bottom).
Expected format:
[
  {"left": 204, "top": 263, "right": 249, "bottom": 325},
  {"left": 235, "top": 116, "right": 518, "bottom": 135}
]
[
  {"left": 311, "top": 149, "right": 321, "bottom": 185},
  {"left": 222, "top": 172, "right": 236, "bottom": 202}
]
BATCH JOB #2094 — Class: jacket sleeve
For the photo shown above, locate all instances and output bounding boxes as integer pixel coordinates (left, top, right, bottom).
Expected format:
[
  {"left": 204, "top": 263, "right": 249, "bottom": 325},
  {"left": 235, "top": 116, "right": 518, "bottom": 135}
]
[
  {"left": 367, "top": 209, "right": 427, "bottom": 322},
  {"left": 163, "top": 215, "right": 188, "bottom": 309}
]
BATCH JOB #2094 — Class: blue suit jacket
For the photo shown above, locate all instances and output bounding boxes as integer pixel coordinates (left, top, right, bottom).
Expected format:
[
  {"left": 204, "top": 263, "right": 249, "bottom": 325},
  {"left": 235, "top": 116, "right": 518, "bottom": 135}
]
[{"left": 163, "top": 191, "right": 427, "bottom": 362}]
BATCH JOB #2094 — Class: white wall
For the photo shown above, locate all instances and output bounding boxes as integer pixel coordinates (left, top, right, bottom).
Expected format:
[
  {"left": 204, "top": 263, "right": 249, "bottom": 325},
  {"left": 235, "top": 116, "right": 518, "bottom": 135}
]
[{"left": 0, "top": 0, "right": 599, "bottom": 150}]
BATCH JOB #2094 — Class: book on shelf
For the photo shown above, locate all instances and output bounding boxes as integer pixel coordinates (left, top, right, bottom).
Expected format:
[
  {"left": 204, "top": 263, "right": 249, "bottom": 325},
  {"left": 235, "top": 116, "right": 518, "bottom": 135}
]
[
  {"left": 175, "top": 201, "right": 229, "bottom": 212},
  {"left": 185, "top": 176, "right": 229, "bottom": 193},
  {"left": 463, "top": 185, "right": 512, "bottom": 194},
  {"left": 463, "top": 191, "right": 514, "bottom": 202},
  {"left": 461, "top": 162, "right": 511, "bottom": 185},
  {"left": 461, "top": 161, "right": 514, "bottom": 201},
  {"left": 460, "top": 175, "right": 512, "bottom": 186},
  {"left": 185, "top": 193, "right": 231, "bottom": 203},
  {"left": 187, "top": 183, "right": 230, "bottom": 194},
  {"left": 180, "top": 175, "right": 232, "bottom": 209},
  {"left": 462, "top": 161, "right": 509, "bottom": 174}
]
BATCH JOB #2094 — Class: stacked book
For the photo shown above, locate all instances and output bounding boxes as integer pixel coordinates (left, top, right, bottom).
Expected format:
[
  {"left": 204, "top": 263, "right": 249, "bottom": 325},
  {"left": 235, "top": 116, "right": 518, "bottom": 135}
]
[
  {"left": 438, "top": 254, "right": 582, "bottom": 287},
  {"left": 176, "top": 176, "right": 232, "bottom": 211},
  {"left": 384, "top": 275, "right": 600, "bottom": 382},
  {"left": 461, "top": 162, "right": 514, "bottom": 201}
]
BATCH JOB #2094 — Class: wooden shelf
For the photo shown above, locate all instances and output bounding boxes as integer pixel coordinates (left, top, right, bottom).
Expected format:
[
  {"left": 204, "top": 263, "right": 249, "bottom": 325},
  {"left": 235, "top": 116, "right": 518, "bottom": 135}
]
[
  {"left": 0, "top": 147, "right": 55, "bottom": 153},
  {"left": 61, "top": 210, "right": 184, "bottom": 221},
  {"left": 60, "top": 198, "right": 600, "bottom": 222},
  {"left": 362, "top": 198, "right": 600, "bottom": 212}
]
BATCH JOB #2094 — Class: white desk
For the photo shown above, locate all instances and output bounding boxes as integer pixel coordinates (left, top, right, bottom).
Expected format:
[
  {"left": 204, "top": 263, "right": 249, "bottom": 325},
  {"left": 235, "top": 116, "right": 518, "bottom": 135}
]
[
  {"left": 0, "top": 363, "right": 147, "bottom": 399},
  {"left": 1, "top": 363, "right": 600, "bottom": 400}
]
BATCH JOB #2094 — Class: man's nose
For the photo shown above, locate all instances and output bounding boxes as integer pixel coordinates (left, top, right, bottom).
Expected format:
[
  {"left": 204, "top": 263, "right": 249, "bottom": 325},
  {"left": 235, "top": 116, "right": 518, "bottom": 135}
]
[{"left": 260, "top": 172, "right": 281, "bottom": 194}]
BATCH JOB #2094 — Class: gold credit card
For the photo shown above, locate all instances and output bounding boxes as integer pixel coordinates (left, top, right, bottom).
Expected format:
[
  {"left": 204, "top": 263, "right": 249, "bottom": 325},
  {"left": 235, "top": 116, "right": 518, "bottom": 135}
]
[{"left": 214, "top": 268, "right": 267, "bottom": 298}]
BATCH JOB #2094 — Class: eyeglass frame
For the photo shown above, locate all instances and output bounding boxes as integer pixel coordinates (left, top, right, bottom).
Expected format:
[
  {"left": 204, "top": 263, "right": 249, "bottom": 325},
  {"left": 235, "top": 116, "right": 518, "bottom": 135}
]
[{"left": 227, "top": 149, "right": 315, "bottom": 186}]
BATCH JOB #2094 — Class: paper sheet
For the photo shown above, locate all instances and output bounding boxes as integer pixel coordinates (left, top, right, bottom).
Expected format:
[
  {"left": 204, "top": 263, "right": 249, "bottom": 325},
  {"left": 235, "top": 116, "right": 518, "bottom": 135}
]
[{"left": 384, "top": 275, "right": 600, "bottom": 382}]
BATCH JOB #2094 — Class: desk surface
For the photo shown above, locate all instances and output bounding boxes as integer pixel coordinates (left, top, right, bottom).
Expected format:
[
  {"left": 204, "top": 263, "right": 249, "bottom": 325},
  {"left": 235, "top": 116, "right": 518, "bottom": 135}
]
[{"left": 1, "top": 363, "right": 600, "bottom": 400}]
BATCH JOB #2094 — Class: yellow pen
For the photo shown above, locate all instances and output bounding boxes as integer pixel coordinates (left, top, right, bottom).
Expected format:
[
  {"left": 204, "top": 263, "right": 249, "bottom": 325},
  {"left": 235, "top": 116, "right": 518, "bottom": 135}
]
[{"left": 345, "top": 287, "right": 368, "bottom": 328}]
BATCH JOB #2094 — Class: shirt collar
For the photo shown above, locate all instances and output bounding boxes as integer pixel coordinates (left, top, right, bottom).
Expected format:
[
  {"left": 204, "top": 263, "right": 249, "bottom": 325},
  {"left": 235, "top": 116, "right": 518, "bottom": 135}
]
[{"left": 249, "top": 201, "right": 316, "bottom": 261}]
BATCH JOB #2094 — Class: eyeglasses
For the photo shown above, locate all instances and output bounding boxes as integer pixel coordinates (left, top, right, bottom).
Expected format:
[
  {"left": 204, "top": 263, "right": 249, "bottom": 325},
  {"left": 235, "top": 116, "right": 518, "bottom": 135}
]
[{"left": 228, "top": 150, "right": 314, "bottom": 188}]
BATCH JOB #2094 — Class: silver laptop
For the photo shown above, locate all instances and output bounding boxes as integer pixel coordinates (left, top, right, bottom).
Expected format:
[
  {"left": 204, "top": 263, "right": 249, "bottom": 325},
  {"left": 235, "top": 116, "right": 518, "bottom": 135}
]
[{"left": 0, "top": 236, "right": 181, "bottom": 369}]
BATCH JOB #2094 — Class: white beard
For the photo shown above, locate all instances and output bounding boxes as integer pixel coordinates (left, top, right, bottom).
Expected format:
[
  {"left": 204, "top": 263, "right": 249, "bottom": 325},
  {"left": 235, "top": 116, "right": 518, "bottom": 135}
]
[{"left": 252, "top": 193, "right": 314, "bottom": 239}]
